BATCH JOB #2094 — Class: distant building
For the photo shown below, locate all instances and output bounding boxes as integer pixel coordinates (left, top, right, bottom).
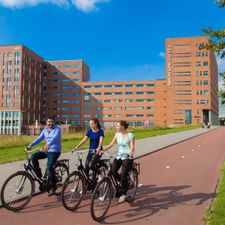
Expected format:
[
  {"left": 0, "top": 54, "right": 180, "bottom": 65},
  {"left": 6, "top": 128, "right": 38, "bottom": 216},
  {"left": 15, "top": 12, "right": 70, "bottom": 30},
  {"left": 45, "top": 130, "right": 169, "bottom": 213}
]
[{"left": 0, "top": 36, "right": 219, "bottom": 135}]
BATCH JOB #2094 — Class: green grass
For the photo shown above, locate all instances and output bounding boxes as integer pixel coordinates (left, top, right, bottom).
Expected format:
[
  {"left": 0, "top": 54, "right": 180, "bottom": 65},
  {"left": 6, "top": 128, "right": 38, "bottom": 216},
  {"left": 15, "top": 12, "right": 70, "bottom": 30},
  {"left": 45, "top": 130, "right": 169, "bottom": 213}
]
[
  {"left": 0, "top": 125, "right": 200, "bottom": 164},
  {"left": 204, "top": 163, "right": 225, "bottom": 225}
]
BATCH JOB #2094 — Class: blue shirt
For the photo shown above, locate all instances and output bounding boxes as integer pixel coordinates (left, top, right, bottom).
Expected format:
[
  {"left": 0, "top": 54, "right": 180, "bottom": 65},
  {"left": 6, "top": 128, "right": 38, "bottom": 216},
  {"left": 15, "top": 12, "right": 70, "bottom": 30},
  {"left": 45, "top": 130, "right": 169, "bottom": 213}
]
[
  {"left": 86, "top": 129, "right": 104, "bottom": 151},
  {"left": 29, "top": 125, "right": 61, "bottom": 153}
]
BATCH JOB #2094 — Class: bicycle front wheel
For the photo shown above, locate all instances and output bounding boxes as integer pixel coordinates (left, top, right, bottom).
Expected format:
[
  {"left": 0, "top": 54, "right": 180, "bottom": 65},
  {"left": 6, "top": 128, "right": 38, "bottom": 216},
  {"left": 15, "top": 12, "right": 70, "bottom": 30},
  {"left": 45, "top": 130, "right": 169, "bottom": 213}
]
[
  {"left": 1, "top": 171, "right": 34, "bottom": 211},
  {"left": 90, "top": 177, "right": 112, "bottom": 221},
  {"left": 61, "top": 171, "right": 85, "bottom": 211}
]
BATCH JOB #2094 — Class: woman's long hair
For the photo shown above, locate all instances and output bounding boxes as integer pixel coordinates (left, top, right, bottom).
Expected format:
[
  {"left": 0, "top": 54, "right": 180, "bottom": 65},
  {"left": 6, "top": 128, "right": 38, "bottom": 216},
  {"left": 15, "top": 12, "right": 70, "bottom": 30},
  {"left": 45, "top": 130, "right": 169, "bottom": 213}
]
[
  {"left": 119, "top": 120, "right": 129, "bottom": 129},
  {"left": 90, "top": 118, "right": 101, "bottom": 129}
]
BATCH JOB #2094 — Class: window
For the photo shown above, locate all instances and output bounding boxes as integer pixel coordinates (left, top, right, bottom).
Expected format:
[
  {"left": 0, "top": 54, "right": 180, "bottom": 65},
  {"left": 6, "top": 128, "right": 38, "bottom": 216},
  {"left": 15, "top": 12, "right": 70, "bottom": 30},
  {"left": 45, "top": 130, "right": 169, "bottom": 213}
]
[
  {"left": 73, "top": 71, "right": 80, "bottom": 74},
  {"left": 125, "top": 84, "right": 133, "bottom": 87},
  {"left": 136, "top": 84, "right": 144, "bottom": 87},
  {"left": 136, "top": 99, "right": 144, "bottom": 102},
  {"left": 204, "top": 80, "right": 208, "bottom": 85},
  {"left": 115, "top": 92, "right": 122, "bottom": 95},
  {"left": 196, "top": 52, "right": 201, "bottom": 57},
  {"left": 146, "top": 91, "right": 154, "bottom": 94},
  {"left": 125, "top": 92, "right": 133, "bottom": 95},
  {"left": 115, "top": 84, "right": 122, "bottom": 88},
  {"left": 114, "top": 107, "right": 122, "bottom": 110},
  {"left": 104, "top": 92, "right": 112, "bottom": 95},
  {"left": 196, "top": 61, "right": 201, "bottom": 66},
  {"left": 204, "top": 71, "right": 208, "bottom": 76},
  {"left": 147, "top": 83, "right": 155, "bottom": 87},
  {"left": 125, "top": 99, "right": 133, "bottom": 102},
  {"left": 203, "top": 61, "right": 208, "bottom": 66}
]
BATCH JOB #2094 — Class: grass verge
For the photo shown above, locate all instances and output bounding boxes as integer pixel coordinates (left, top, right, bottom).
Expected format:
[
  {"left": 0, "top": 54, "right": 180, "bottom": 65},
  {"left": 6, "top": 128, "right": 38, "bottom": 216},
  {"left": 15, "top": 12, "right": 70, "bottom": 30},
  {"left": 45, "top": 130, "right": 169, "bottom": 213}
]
[
  {"left": 0, "top": 125, "right": 200, "bottom": 164},
  {"left": 204, "top": 162, "right": 225, "bottom": 225}
]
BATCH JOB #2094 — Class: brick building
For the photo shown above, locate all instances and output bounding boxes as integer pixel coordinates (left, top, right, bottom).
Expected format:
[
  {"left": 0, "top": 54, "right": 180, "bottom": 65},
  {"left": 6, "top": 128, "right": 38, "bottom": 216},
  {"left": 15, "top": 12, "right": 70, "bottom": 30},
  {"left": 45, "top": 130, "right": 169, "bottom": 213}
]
[{"left": 0, "top": 36, "right": 219, "bottom": 135}]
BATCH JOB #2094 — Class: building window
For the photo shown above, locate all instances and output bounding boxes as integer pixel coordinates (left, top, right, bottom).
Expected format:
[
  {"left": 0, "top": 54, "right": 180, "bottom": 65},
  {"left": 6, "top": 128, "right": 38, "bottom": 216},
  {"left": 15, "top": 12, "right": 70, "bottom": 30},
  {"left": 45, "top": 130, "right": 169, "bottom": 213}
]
[
  {"left": 204, "top": 80, "right": 208, "bottom": 85},
  {"left": 196, "top": 61, "right": 201, "bottom": 66},
  {"left": 203, "top": 61, "right": 208, "bottom": 66}
]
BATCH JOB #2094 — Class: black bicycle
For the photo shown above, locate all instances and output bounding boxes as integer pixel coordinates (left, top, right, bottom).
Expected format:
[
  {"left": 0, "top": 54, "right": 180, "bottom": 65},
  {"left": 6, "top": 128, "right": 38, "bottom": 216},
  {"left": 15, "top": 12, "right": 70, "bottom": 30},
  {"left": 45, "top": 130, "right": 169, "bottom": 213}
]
[
  {"left": 61, "top": 149, "right": 108, "bottom": 211},
  {"left": 0, "top": 147, "right": 69, "bottom": 211},
  {"left": 90, "top": 152, "right": 140, "bottom": 221}
]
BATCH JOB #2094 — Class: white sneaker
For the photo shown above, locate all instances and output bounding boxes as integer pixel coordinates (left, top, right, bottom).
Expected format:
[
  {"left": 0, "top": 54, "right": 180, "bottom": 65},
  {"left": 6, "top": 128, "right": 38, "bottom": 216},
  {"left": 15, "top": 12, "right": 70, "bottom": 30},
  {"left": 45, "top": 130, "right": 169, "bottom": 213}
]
[
  {"left": 97, "top": 174, "right": 104, "bottom": 182},
  {"left": 118, "top": 195, "right": 126, "bottom": 203}
]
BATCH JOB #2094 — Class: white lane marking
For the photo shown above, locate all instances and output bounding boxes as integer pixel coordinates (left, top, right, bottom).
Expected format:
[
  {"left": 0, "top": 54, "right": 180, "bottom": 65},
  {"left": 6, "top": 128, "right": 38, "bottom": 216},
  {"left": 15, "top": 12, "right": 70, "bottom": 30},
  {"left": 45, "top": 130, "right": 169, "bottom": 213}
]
[
  {"left": 198, "top": 145, "right": 201, "bottom": 147},
  {"left": 181, "top": 156, "right": 185, "bottom": 158},
  {"left": 138, "top": 184, "right": 144, "bottom": 188},
  {"left": 192, "top": 149, "right": 194, "bottom": 152},
  {"left": 166, "top": 166, "right": 170, "bottom": 169}
]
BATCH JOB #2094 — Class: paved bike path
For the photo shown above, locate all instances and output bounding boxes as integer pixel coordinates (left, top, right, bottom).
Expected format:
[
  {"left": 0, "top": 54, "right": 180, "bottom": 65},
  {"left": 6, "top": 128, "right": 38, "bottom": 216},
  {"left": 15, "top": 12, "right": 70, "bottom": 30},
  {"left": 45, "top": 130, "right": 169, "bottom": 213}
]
[
  {"left": 0, "top": 126, "right": 218, "bottom": 205},
  {"left": 0, "top": 126, "right": 224, "bottom": 225}
]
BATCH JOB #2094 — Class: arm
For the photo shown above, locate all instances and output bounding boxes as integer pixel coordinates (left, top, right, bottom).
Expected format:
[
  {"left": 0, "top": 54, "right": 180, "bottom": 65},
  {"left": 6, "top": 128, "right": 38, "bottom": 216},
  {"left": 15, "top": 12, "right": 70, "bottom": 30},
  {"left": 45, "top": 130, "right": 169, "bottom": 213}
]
[
  {"left": 29, "top": 130, "right": 45, "bottom": 147},
  {"left": 96, "top": 136, "right": 104, "bottom": 154},
  {"left": 103, "top": 134, "right": 117, "bottom": 151},
  {"left": 129, "top": 137, "right": 135, "bottom": 158},
  {"left": 75, "top": 136, "right": 89, "bottom": 148}
]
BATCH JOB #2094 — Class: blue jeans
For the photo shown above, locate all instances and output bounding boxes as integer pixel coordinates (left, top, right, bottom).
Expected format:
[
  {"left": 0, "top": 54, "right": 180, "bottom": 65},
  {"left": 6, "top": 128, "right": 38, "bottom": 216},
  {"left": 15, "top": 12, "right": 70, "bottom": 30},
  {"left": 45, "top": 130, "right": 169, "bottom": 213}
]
[{"left": 31, "top": 151, "right": 61, "bottom": 189}]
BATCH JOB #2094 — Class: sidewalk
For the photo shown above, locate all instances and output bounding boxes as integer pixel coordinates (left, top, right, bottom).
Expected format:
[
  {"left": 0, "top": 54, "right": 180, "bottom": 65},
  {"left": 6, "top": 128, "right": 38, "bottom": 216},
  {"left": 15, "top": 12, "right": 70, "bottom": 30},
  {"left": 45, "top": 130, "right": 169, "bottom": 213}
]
[{"left": 0, "top": 126, "right": 219, "bottom": 204}]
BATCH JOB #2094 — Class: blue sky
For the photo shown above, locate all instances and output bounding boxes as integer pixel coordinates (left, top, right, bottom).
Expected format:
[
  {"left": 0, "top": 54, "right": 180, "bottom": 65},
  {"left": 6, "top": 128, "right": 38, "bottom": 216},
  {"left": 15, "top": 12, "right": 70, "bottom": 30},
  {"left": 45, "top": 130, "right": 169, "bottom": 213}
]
[{"left": 0, "top": 0, "right": 225, "bottom": 81}]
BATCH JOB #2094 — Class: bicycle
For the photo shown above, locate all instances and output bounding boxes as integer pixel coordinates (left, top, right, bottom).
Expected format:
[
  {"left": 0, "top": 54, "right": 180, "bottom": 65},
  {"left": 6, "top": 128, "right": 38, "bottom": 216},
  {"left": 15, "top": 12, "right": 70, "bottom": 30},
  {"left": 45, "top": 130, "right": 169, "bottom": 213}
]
[
  {"left": 90, "top": 151, "right": 140, "bottom": 221},
  {"left": 0, "top": 147, "right": 69, "bottom": 211},
  {"left": 61, "top": 149, "right": 108, "bottom": 211}
]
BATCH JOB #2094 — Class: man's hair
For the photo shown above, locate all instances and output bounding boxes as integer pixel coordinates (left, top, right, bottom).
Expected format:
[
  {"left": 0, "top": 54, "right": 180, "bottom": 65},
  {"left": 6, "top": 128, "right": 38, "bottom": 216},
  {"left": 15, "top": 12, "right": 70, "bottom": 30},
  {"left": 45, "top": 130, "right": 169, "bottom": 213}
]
[{"left": 47, "top": 116, "right": 55, "bottom": 121}]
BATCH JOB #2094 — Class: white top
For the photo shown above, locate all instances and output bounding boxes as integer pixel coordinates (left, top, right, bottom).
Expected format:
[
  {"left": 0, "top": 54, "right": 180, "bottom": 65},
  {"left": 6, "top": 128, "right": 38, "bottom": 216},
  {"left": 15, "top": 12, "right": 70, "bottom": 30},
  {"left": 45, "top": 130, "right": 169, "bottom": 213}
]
[{"left": 115, "top": 132, "right": 134, "bottom": 160}]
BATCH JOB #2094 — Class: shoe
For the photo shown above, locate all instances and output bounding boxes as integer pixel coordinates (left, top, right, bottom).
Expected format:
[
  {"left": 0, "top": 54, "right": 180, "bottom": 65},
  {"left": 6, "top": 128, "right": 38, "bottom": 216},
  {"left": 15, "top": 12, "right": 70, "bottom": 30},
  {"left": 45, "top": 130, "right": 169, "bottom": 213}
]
[
  {"left": 48, "top": 188, "right": 56, "bottom": 196},
  {"left": 118, "top": 195, "right": 126, "bottom": 203},
  {"left": 97, "top": 174, "right": 104, "bottom": 182}
]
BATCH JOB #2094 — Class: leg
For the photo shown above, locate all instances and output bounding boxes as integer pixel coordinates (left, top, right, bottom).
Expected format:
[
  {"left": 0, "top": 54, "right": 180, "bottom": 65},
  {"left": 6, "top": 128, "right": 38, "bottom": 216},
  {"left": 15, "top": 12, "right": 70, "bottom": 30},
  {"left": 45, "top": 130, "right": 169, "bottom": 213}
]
[
  {"left": 46, "top": 152, "right": 61, "bottom": 190},
  {"left": 31, "top": 151, "right": 47, "bottom": 178},
  {"left": 89, "top": 153, "right": 101, "bottom": 174},
  {"left": 112, "top": 158, "right": 122, "bottom": 182},
  {"left": 120, "top": 158, "right": 134, "bottom": 195},
  {"left": 85, "top": 151, "right": 93, "bottom": 178}
]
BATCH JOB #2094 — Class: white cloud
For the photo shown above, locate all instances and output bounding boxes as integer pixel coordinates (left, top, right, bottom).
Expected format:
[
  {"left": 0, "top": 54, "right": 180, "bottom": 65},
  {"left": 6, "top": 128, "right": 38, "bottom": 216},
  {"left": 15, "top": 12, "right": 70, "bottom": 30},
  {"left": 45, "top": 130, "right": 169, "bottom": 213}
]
[
  {"left": 71, "top": 0, "right": 109, "bottom": 12},
  {"left": 158, "top": 51, "right": 165, "bottom": 58},
  {"left": 0, "top": 0, "right": 109, "bottom": 11},
  {"left": 0, "top": 0, "right": 69, "bottom": 8}
]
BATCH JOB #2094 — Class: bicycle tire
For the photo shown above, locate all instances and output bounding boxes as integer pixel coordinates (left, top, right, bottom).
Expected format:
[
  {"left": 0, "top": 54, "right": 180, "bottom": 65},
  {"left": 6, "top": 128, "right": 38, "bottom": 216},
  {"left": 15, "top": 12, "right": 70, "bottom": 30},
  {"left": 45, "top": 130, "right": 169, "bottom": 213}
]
[
  {"left": 1, "top": 171, "right": 34, "bottom": 211},
  {"left": 61, "top": 171, "right": 85, "bottom": 211},
  {"left": 90, "top": 177, "right": 112, "bottom": 221}
]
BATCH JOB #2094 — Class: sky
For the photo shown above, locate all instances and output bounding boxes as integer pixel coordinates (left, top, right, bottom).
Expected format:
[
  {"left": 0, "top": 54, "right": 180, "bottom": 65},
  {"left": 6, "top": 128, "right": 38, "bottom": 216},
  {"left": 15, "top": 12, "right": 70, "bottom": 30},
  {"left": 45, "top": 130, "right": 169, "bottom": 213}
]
[{"left": 0, "top": 0, "right": 225, "bottom": 81}]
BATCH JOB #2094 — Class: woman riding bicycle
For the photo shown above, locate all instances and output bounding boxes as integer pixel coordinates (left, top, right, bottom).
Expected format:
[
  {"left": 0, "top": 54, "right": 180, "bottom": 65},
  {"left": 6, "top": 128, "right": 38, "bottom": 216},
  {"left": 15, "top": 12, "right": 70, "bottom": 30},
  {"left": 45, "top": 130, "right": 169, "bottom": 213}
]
[
  {"left": 75, "top": 118, "right": 104, "bottom": 183},
  {"left": 103, "top": 120, "right": 135, "bottom": 203}
]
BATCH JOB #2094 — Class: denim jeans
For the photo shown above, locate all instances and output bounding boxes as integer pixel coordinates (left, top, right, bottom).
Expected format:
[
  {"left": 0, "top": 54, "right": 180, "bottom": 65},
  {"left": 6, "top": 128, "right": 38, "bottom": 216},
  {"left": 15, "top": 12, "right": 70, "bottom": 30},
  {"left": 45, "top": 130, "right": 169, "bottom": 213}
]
[{"left": 31, "top": 151, "right": 61, "bottom": 189}]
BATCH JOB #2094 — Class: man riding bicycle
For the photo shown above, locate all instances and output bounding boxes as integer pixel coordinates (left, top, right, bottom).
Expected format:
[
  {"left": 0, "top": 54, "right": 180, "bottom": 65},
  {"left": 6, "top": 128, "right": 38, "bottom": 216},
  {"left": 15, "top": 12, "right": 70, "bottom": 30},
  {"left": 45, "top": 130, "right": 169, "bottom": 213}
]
[{"left": 28, "top": 116, "right": 61, "bottom": 196}]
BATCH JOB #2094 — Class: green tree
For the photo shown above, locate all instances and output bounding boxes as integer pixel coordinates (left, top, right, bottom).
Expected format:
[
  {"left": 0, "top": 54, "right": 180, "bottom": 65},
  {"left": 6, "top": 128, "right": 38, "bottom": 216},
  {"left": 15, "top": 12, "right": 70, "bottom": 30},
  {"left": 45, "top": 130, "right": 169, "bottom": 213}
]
[{"left": 202, "top": 0, "right": 225, "bottom": 102}]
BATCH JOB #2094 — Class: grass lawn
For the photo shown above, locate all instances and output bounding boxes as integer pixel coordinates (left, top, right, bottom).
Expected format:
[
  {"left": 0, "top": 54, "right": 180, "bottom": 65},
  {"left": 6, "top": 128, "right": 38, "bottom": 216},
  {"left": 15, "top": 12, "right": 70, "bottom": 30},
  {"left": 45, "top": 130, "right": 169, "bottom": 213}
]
[
  {"left": 204, "top": 162, "right": 225, "bottom": 225},
  {"left": 0, "top": 125, "right": 200, "bottom": 164}
]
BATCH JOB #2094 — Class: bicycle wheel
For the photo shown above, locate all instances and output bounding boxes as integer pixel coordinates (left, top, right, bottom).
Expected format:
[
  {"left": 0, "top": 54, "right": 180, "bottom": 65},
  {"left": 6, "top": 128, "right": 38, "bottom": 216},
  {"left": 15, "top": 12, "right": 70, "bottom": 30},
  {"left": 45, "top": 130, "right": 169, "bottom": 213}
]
[
  {"left": 54, "top": 162, "right": 69, "bottom": 189},
  {"left": 1, "top": 171, "right": 34, "bottom": 211},
  {"left": 61, "top": 171, "right": 85, "bottom": 211},
  {"left": 90, "top": 177, "right": 112, "bottom": 221},
  {"left": 126, "top": 168, "right": 138, "bottom": 203}
]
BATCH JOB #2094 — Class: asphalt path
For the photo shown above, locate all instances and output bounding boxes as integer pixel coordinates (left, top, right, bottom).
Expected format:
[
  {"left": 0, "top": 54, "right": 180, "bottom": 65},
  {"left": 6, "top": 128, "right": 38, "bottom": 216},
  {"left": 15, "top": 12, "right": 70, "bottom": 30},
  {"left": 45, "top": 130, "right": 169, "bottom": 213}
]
[{"left": 0, "top": 127, "right": 225, "bottom": 225}]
